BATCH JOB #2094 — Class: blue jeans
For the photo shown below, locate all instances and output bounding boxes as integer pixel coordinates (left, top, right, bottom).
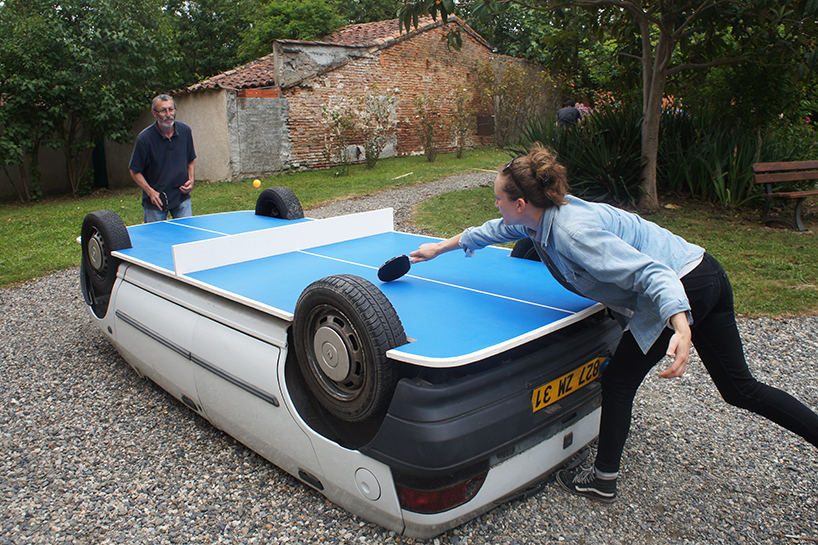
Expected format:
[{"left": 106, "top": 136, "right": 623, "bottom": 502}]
[
  {"left": 143, "top": 197, "right": 192, "bottom": 223},
  {"left": 595, "top": 253, "right": 818, "bottom": 473}
]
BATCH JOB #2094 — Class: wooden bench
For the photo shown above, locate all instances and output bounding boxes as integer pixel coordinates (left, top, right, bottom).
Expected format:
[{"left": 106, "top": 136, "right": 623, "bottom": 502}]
[{"left": 752, "top": 161, "right": 818, "bottom": 231}]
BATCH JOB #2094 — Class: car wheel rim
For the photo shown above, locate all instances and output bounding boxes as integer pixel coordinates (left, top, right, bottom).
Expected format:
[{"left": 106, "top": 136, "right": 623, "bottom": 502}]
[
  {"left": 88, "top": 228, "right": 106, "bottom": 272},
  {"left": 308, "top": 306, "right": 365, "bottom": 400},
  {"left": 313, "top": 324, "right": 351, "bottom": 382}
]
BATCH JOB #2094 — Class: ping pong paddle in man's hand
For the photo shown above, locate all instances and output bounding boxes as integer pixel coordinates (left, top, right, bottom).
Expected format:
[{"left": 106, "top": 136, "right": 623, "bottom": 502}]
[{"left": 377, "top": 254, "right": 411, "bottom": 282}]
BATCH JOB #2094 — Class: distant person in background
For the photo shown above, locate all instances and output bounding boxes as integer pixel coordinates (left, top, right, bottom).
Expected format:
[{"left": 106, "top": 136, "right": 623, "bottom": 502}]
[
  {"left": 557, "top": 100, "right": 582, "bottom": 127},
  {"left": 129, "top": 94, "right": 197, "bottom": 223}
]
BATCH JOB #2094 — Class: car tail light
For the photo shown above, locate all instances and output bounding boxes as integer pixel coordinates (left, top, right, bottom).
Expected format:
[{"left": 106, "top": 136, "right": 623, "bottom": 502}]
[{"left": 395, "top": 472, "right": 487, "bottom": 514}]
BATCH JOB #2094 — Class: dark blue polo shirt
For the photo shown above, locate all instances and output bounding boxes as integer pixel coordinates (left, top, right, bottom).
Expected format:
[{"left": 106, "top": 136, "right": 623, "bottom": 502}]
[{"left": 129, "top": 121, "right": 197, "bottom": 210}]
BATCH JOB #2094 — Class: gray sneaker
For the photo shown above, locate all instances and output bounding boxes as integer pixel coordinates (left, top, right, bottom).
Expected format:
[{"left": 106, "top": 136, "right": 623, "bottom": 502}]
[{"left": 556, "top": 466, "right": 617, "bottom": 503}]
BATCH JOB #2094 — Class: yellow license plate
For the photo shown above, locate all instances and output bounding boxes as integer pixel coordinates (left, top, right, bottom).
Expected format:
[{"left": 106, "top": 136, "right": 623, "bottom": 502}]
[{"left": 531, "top": 356, "right": 608, "bottom": 413}]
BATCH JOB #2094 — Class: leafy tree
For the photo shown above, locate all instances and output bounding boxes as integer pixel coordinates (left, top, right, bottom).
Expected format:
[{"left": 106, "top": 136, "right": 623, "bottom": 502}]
[
  {"left": 0, "top": 87, "right": 64, "bottom": 202},
  {"left": 682, "top": 63, "right": 799, "bottom": 131},
  {"left": 238, "top": 0, "right": 345, "bottom": 62},
  {"left": 56, "top": 0, "right": 177, "bottom": 195},
  {"left": 165, "top": 0, "right": 256, "bottom": 87},
  {"left": 474, "top": 59, "right": 556, "bottom": 145},
  {"left": 0, "top": 0, "right": 176, "bottom": 200},
  {"left": 168, "top": 0, "right": 400, "bottom": 85},
  {"left": 400, "top": 0, "right": 818, "bottom": 211},
  {"left": 462, "top": 0, "right": 606, "bottom": 99},
  {"left": 168, "top": 0, "right": 402, "bottom": 84},
  {"left": 0, "top": 125, "right": 26, "bottom": 201},
  {"left": 1, "top": 0, "right": 70, "bottom": 201},
  {"left": 331, "top": 0, "right": 403, "bottom": 24}
]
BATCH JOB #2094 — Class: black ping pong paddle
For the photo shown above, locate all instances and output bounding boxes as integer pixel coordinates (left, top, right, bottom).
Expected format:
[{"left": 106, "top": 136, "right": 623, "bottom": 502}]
[{"left": 377, "top": 254, "right": 411, "bottom": 282}]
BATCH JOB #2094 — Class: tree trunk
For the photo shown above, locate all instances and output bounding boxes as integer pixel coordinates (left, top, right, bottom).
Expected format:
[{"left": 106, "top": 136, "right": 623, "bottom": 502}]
[
  {"left": 4, "top": 164, "right": 30, "bottom": 203},
  {"left": 62, "top": 114, "right": 93, "bottom": 197},
  {"left": 63, "top": 114, "right": 80, "bottom": 196},
  {"left": 640, "top": 86, "right": 664, "bottom": 211},
  {"left": 638, "top": 25, "right": 672, "bottom": 212}
]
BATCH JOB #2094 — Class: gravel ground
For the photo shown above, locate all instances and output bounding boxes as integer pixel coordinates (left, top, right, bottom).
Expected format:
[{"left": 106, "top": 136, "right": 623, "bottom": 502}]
[{"left": 2, "top": 172, "right": 817, "bottom": 544}]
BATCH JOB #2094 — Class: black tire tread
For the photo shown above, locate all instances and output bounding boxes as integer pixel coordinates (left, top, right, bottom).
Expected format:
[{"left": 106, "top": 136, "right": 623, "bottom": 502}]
[
  {"left": 86, "top": 210, "right": 132, "bottom": 252},
  {"left": 80, "top": 210, "right": 131, "bottom": 318},
  {"left": 255, "top": 186, "right": 304, "bottom": 219},
  {"left": 81, "top": 210, "right": 131, "bottom": 290},
  {"left": 293, "top": 274, "right": 405, "bottom": 422}
]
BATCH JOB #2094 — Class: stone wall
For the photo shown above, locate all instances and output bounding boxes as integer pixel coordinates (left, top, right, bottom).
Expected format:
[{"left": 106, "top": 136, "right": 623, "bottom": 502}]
[{"left": 227, "top": 92, "right": 292, "bottom": 179}]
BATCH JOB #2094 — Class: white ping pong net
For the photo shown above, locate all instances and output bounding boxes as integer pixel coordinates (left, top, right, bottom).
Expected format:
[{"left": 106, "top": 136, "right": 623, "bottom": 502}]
[{"left": 172, "top": 208, "right": 394, "bottom": 276}]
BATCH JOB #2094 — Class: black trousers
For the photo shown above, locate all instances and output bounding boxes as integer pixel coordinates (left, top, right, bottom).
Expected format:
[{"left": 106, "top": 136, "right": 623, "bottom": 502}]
[{"left": 595, "top": 253, "right": 818, "bottom": 473}]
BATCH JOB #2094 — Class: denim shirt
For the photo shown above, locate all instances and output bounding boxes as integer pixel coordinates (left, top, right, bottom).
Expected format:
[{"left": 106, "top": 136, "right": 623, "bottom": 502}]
[{"left": 459, "top": 195, "right": 705, "bottom": 354}]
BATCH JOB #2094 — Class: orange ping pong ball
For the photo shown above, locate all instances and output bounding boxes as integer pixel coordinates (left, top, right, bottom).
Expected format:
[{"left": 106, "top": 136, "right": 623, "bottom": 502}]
[{"left": 253, "top": 179, "right": 261, "bottom": 188}]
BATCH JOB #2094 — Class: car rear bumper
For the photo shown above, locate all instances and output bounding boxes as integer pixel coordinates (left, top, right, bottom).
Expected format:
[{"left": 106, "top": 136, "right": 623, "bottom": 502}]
[
  {"left": 399, "top": 406, "right": 601, "bottom": 538},
  {"left": 361, "top": 312, "right": 621, "bottom": 477}
]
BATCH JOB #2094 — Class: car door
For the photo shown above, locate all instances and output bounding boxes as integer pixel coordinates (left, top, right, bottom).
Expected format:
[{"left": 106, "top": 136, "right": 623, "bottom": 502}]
[{"left": 191, "top": 317, "right": 321, "bottom": 477}]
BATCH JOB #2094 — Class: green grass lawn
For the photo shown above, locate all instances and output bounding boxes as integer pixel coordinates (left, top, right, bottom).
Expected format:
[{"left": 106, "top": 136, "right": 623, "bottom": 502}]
[
  {"left": 650, "top": 198, "right": 818, "bottom": 316},
  {"left": 3, "top": 146, "right": 816, "bottom": 317}
]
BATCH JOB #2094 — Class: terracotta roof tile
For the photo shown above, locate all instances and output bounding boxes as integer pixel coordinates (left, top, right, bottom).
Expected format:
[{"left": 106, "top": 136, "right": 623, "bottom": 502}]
[
  {"left": 320, "top": 16, "right": 437, "bottom": 47},
  {"left": 180, "top": 16, "right": 488, "bottom": 94},
  {"left": 182, "top": 53, "right": 277, "bottom": 94}
]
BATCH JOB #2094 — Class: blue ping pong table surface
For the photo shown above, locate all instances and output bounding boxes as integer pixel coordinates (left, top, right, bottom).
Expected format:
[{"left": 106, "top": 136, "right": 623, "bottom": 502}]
[{"left": 116, "top": 211, "right": 599, "bottom": 366}]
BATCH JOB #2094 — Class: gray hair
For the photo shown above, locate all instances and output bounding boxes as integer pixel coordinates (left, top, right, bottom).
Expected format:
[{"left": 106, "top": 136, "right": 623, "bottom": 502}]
[{"left": 151, "top": 94, "right": 176, "bottom": 111}]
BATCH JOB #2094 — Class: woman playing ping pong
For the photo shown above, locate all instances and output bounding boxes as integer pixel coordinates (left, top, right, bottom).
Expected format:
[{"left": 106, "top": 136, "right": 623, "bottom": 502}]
[{"left": 410, "top": 145, "right": 818, "bottom": 502}]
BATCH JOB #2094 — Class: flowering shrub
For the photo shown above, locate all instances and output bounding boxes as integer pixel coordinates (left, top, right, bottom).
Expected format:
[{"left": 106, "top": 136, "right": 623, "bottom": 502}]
[
  {"left": 450, "top": 88, "right": 474, "bottom": 158},
  {"left": 576, "top": 103, "right": 594, "bottom": 117},
  {"left": 321, "top": 104, "right": 356, "bottom": 176},
  {"left": 320, "top": 86, "right": 397, "bottom": 172},
  {"left": 415, "top": 94, "right": 442, "bottom": 162}
]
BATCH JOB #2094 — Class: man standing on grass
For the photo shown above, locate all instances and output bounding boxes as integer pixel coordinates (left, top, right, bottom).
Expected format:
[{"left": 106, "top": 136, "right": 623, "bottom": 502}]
[{"left": 129, "top": 94, "right": 196, "bottom": 223}]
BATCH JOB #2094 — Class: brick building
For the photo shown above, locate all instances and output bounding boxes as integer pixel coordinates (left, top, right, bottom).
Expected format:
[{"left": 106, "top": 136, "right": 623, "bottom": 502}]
[{"left": 163, "top": 16, "right": 505, "bottom": 182}]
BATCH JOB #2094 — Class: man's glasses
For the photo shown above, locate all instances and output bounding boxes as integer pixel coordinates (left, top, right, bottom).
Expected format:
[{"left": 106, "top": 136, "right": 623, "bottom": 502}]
[{"left": 154, "top": 107, "right": 176, "bottom": 114}]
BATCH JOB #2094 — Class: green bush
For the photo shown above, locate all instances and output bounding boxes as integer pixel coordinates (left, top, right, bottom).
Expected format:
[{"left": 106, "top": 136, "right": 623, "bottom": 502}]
[
  {"left": 759, "top": 121, "right": 818, "bottom": 165},
  {"left": 659, "top": 109, "right": 818, "bottom": 206},
  {"left": 658, "top": 109, "right": 760, "bottom": 206},
  {"left": 517, "top": 104, "right": 643, "bottom": 206},
  {"left": 518, "top": 104, "right": 818, "bottom": 209},
  {"left": 415, "top": 95, "right": 441, "bottom": 163}
]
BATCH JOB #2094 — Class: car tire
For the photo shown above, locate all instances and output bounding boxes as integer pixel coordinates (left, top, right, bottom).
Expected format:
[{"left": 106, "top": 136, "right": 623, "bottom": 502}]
[
  {"left": 293, "top": 274, "right": 406, "bottom": 423},
  {"left": 510, "top": 237, "right": 539, "bottom": 261},
  {"left": 255, "top": 186, "right": 304, "bottom": 219},
  {"left": 80, "top": 210, "right": 131, "bottom": 317}
]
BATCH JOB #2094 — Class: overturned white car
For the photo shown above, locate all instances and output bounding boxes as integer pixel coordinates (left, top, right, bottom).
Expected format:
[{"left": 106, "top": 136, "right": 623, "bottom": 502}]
[{"left": 79, "top": 187, "right": 620, "bottom": 538}]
